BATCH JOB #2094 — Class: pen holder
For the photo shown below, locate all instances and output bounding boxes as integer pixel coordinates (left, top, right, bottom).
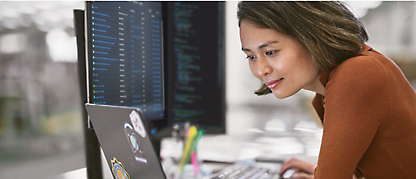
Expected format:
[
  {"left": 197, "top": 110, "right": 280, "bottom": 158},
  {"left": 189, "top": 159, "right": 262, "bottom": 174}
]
[
  {"left": 177, "top": 163, "right": 203, "bottom": 179},
  {"left": 177, "top": 125, "right": 204, "bottom": 178},
  {"left": 173, "top": 149, "right": 203, "bottom": 179}
]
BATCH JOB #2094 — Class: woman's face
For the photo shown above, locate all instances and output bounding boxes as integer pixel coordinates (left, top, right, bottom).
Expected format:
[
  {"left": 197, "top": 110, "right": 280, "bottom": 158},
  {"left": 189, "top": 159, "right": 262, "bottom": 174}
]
[{"left": 239, "top": 20, "right": 321, "bottom": 98}]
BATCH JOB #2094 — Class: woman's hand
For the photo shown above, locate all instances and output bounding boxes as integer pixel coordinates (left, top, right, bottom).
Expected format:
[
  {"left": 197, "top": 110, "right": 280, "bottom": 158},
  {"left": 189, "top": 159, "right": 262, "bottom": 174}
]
[{"left": 280, "top": 158, "right": 316, "bottom": 179}]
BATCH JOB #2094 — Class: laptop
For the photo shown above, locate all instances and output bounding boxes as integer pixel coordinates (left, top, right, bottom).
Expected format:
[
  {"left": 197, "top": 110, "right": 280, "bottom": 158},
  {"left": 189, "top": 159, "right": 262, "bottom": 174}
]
[{"left": 85, "top": 103, "right": 167, "bottom": 179}]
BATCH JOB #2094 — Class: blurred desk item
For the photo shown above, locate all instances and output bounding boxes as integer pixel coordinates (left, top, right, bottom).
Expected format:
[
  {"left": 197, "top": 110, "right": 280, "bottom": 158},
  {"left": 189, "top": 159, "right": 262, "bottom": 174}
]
[{"left": 197, "top": 135, "right": 245, "bottom": 163}]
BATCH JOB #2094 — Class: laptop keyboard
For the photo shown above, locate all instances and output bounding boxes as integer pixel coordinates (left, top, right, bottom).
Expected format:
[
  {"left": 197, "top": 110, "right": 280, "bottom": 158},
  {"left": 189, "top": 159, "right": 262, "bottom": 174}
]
[{"left": 209, "top": 163, "right": 282, "bottom": 179}]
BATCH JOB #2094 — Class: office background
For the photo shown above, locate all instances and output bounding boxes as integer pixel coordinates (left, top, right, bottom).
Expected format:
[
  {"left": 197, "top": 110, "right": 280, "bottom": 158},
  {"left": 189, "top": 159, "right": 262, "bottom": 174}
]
[{"left": 0, "top": 1, "right": 415, "bottom": 179}]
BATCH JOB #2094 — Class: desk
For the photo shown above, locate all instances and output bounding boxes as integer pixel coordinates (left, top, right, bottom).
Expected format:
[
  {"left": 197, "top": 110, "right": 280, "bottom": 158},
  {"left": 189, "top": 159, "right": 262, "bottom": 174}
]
[
  {"left": 48, "top": 126, "right": 321, "bottom": 179},
  {"left": 161, "top": 131, "right": 320, "bottom": 165},
  {"left": 47, "top": 160, "right": 284, "bottom": 179}
]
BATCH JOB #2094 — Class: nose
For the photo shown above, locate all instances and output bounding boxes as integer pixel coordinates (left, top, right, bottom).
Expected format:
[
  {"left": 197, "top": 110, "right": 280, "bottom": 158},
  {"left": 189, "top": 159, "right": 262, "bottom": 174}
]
[{"left": 257, "top": 57, "right": 272, "bottom": 76}]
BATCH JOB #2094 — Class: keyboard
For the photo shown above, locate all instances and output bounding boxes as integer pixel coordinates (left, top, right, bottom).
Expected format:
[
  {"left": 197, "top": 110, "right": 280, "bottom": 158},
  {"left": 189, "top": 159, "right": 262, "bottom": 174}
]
[{"left": 208, "top": 163, "right": 282, "bottom": 179}]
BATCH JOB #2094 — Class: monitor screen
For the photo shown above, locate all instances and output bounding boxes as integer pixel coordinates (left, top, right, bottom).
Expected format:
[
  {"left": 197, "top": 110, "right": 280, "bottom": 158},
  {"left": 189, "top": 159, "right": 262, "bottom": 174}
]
[
  {"left": 164, "top": 2, "right": 226, "bottom": 134},
  {"left": 86, "top": 1, "right": 165, "bottom": 121}
]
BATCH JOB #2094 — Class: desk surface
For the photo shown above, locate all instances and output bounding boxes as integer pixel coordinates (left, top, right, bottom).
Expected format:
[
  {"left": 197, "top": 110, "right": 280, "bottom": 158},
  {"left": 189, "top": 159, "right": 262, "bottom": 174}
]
[
  {"left": 48, "top": 130, "right": 320, "bottom": 179},
  {"left": 162, "top": 132, "right": 320, "bottom": 164},
  {"left": 47, "top": 161, "right": 282, "bottom": 179}
]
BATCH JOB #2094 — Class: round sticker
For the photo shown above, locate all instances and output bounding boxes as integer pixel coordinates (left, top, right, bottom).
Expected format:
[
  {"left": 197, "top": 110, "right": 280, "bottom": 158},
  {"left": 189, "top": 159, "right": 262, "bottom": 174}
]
[{"left": 124, "top": 123, "right": 148, "bottom": 163}]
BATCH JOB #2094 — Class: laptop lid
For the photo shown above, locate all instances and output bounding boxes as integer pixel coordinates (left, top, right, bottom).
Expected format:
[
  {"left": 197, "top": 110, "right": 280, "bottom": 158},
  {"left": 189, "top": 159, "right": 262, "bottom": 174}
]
[{"left": 85, "top": 103, "right": 166, "bottom": 179}]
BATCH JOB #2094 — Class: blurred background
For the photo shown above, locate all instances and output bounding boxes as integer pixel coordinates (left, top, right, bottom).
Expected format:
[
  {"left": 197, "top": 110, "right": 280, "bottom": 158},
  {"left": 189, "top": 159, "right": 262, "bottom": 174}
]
[{"left": 0, "top": 1, "right": 415, "bottom": 179}]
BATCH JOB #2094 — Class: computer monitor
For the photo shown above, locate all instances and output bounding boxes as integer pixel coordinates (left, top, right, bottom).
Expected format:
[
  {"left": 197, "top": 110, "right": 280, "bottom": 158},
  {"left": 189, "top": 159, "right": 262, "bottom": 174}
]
[
  {"left": 85, "top": 1, "right": 226, "bottom": 135},
  {"left": 85, "top": 1, "right": 167, "bottom": 132},
  {"left": 164, "top": 2, "right": 226, "bottom": 134}
]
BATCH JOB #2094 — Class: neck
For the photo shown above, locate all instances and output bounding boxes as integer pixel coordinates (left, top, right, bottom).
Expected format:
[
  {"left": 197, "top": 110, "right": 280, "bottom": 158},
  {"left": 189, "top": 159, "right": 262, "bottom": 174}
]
[{"left": 304, "top": 77, "right": 326, "bottom": 96}]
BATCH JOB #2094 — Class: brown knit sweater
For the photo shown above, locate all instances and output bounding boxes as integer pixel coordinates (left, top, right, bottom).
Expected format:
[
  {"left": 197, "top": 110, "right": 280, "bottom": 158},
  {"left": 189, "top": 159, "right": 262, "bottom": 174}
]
[{"left": 312, "top": 44, "right": 416, "bottom": 179}]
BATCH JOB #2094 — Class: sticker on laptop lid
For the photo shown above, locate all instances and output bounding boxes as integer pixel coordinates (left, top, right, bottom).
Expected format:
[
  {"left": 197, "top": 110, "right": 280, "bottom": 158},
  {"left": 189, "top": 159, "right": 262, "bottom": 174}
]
[
  {"left": 124, "top": 123, "right": 148, "bottom": 163},
  {"left": 111, "top": 157, "right": 130, "bottom": 179},
  {"left": 129, "top": 110, "right": 146, "bottom": 138}
]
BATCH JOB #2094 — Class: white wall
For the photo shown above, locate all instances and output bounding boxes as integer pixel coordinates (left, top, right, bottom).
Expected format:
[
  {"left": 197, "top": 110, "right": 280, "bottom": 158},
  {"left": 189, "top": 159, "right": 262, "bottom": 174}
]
[{"left": 360, "top": 1, "right": 416, "bottom": 59}]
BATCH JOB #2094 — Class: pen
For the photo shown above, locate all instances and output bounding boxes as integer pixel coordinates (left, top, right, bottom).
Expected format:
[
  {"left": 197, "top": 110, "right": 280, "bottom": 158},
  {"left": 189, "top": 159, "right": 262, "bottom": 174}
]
[
  {"left": 179, "top": 126, "right": 197, "bottom": 172},
  {"left": 192, "top": 131, "right": 204, "bottom": 174},
  {"left": 192, "top": 152, "right": 198, "bottom": 174}
]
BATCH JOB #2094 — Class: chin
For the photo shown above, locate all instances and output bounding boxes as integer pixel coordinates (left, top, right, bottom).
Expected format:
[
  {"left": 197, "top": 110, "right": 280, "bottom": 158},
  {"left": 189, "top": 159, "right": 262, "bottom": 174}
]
[{"left": 272, "top": 89, "right": 299, "bottom": 99}]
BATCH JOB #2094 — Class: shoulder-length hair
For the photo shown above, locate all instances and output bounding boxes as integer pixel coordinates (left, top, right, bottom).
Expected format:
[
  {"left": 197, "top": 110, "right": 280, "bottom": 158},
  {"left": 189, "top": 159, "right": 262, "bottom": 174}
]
[{"left": 237, "top": 1, "right": 369, "bottom": 95}]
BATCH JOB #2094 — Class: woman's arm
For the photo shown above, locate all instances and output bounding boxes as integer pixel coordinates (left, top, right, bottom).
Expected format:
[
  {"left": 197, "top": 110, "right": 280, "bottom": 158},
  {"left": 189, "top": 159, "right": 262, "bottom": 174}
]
[{"left": 314, "top": 57, "right": 388, "bottom": 179}]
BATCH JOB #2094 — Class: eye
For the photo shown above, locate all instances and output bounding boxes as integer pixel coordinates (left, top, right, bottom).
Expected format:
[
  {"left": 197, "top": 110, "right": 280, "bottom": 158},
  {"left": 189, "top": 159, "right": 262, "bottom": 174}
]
[
  {"left": 265, "top": 50, "right": 278, "bottom": 56},
  {"left": 246, "top": 55, "right": 256, "bottom": 60}
]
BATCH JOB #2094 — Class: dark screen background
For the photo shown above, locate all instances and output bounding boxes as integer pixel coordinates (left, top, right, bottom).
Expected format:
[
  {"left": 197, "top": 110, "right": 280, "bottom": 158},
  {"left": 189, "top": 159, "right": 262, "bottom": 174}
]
[{"left": 164, "top": 2, "right": 226, "bottom": 133}]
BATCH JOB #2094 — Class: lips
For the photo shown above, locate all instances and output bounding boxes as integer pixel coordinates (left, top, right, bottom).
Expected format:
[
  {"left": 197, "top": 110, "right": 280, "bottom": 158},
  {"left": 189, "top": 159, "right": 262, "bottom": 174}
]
[{"left": 266, "top": 78, "right": 283, "bottom": 89}]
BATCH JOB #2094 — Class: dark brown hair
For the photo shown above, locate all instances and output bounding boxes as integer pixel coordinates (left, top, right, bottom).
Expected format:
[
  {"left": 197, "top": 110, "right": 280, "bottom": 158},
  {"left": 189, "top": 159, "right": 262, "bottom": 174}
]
[{"left": 237, "top": 1, "right": 369, "bottom": 95}]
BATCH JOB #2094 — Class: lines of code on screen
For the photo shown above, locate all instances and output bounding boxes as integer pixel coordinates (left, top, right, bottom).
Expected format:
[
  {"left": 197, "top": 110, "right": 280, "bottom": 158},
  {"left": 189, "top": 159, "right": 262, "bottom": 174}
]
[
  {"left": 88, "top": 2, "right": 164, "bottom": 120},
  {"left": 166, "top": 2, "right": 225, "bottom": 131}
]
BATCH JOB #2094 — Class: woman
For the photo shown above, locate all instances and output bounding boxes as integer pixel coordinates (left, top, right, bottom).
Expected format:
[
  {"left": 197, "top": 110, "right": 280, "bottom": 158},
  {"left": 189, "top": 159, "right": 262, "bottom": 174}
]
[{"left": 238, "top": 1, "right": 416, "bottom": 179}]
